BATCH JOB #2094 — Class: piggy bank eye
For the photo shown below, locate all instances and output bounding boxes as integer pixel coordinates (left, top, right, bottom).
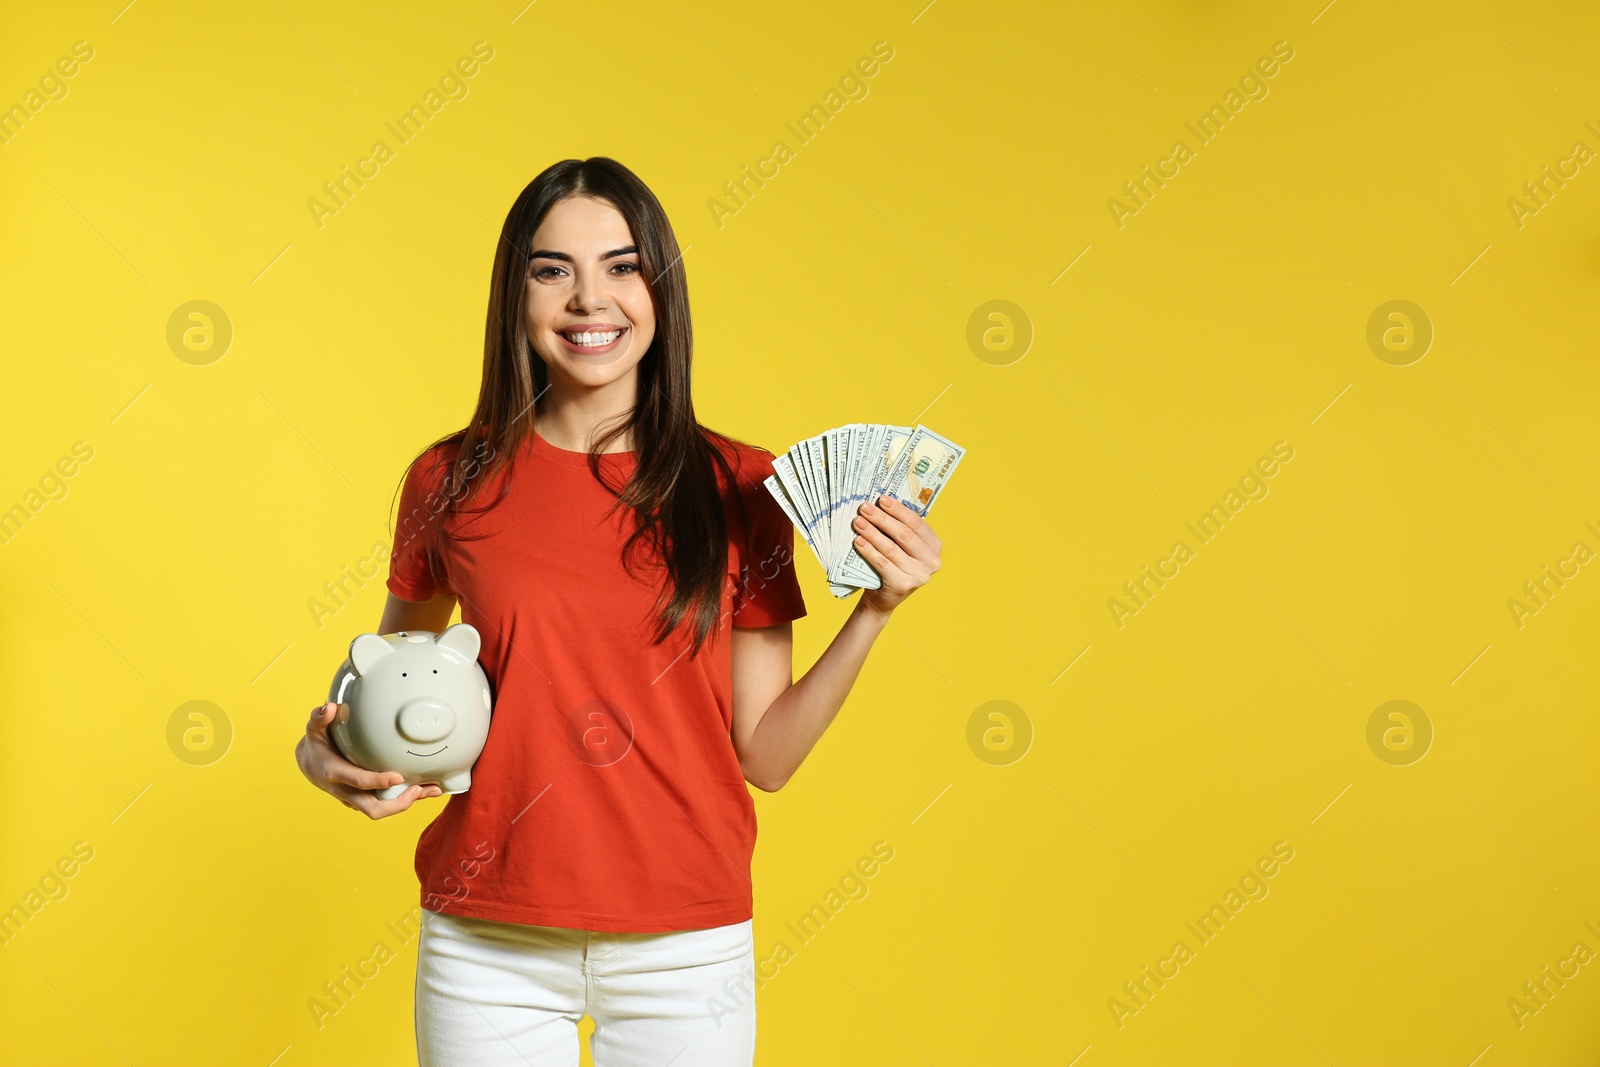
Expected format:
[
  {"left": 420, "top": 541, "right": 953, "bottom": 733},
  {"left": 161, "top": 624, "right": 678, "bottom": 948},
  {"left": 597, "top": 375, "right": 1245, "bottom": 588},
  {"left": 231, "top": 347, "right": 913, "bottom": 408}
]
[
  {"left": 433, "top": 669, "right": 438, "bottom": 674},
  {"left": 401, "top": 672, "right": 407, "bottom": 677}
]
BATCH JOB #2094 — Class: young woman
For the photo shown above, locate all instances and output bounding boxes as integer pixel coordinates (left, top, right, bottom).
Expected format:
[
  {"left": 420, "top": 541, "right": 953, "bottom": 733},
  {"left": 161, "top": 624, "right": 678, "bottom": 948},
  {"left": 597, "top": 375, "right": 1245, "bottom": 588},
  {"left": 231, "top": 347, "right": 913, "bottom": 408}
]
[{"left": 293, "top": 157, "right": 945, "bottom": 1066}]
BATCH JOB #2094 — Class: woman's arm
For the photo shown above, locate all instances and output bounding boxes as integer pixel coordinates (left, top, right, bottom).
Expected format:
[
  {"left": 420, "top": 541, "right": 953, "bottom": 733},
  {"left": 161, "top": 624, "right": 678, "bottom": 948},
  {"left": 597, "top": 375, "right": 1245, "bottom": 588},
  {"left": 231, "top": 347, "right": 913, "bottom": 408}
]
[
  {"left": 731, "top": 494, "right": 942, "bottom": 792},
  {"left": 377, "top": 589, "right": 459, "bottom": 633}
]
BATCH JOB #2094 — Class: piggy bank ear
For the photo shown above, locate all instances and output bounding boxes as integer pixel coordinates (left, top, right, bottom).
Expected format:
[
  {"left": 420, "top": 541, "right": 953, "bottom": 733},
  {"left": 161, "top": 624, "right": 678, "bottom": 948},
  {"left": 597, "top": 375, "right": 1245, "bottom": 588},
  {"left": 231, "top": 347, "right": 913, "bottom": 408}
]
[
  {"left": 350, "top": 633, "right": 393, "bottom": 676},
  {"left": 436, "top": 623, "right": 481, "bottom": 661}
]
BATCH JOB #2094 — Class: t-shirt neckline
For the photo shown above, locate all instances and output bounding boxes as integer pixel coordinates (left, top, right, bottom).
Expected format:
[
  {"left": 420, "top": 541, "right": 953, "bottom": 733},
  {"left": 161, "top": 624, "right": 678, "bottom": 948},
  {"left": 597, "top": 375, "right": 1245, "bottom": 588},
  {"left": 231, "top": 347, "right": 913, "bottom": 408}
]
[{"left": 527, "top": 426, "right": 637, "bottom": 470}]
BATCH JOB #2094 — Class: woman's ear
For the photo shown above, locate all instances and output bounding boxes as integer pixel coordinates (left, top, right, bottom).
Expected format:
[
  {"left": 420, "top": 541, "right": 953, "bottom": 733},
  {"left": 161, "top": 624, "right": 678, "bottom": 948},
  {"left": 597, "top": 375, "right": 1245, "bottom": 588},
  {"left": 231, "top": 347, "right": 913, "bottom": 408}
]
[{"left": 436, "top": 623, "right": 482, "bottom": 662}]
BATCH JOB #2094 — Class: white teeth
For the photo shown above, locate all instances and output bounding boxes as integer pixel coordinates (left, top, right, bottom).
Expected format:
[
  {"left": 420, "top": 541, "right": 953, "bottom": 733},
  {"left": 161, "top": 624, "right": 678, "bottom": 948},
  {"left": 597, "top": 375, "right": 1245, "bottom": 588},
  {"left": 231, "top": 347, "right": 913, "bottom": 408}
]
[{"left": 565, "top": 329, "right": 621, "bottom": 346}]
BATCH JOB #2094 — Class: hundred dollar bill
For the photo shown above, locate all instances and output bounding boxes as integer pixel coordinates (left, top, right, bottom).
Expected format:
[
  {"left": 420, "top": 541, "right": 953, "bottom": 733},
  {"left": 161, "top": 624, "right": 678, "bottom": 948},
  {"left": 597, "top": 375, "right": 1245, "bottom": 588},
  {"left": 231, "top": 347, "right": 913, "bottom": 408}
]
[{"left": 883, "top": 424, "right": 964, "bottom": 514}]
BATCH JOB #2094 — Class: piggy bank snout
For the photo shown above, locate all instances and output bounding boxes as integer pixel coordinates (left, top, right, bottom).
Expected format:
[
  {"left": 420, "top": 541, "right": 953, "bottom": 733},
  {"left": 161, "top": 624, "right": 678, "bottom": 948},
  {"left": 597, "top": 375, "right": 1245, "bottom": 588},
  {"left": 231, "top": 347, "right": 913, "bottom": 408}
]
[{"left": 397, "top": 699, "right": 457, "bottom": 744}]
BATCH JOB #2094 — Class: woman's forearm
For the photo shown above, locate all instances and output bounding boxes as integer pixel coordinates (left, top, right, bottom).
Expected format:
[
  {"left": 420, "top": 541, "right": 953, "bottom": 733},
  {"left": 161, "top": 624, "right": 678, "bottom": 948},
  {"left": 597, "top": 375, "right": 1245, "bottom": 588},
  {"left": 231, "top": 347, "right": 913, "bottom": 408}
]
[
  {"left": 744, "top": 597, "right": 891, "bottom": 790},
  {"left": 741, "top": 492, "right": 945, "bottom": 791}
]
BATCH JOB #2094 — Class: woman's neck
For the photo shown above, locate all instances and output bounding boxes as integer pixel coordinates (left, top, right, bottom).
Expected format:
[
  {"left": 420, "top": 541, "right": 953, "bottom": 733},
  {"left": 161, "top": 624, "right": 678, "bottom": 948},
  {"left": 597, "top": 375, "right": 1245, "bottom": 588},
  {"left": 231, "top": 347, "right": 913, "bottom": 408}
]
[{"left": 535, "top": 377, "right": 636, "bottom": 453}]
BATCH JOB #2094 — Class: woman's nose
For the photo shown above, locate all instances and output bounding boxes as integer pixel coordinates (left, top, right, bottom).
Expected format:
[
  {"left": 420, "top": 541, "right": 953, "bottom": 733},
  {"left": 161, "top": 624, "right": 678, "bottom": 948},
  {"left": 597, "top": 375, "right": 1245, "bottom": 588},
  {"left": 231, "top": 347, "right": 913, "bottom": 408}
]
[{"left": 571, "top": 269, "right": 609, "bottom": 312}]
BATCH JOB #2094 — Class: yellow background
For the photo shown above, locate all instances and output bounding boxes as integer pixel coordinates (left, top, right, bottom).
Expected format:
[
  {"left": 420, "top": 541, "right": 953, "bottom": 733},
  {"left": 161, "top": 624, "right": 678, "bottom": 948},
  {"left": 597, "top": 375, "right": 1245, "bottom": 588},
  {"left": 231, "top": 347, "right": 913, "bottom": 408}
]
[{"left": 3, "top": 0, "right": 1598, "bottom": 1063}]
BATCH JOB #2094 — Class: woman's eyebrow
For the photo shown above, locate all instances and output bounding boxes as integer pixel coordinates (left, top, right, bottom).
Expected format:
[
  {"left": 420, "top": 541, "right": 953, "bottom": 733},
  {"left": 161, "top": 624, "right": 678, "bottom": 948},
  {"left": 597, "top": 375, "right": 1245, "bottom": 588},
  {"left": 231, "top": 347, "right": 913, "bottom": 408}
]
[{"left": 528, "top": 245, "right": 639, "bottom": 262}]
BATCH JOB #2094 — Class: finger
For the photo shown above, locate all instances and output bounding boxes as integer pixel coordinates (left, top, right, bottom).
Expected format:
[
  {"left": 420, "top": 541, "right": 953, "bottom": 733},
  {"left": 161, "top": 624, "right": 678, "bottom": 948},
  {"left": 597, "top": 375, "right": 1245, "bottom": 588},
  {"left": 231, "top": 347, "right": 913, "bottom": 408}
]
[
  {"left": 307, "top": 701, "right": 347, "bottom": 741},
  {"left": 866, "top": 499, "right": 936, "bottom": 564},
  {"left": 877, "top": 496, "right": 941, "bottom": 553},
  {"left": 307, "top": 702, "right": 334, "bottom": 733},
  {"left": 334, "top": 784, "right": 381, "bottom": 818},
  {"left": 325, "top": 757, "right": 407, "bottom": 792},
  {"left": 378, "top": 784, "right": 445, "bottom": 814},
  {"left": 855, "top": 506, "right": 931, "bottom": 568},
  {"left": 343, "top": 782, "right": 442, "bottom": 820},
  {"left": 859, "top": 499, "right": 917, "bottom": 546},
  {"left": 307, "top": 705, "right": 406, "bottom": 790},
  {"left": 851, "top": 525, "right": 914, "bottom": 587},
  {"left": 372, "top": 783, "right": 444, "bottom": 814}
]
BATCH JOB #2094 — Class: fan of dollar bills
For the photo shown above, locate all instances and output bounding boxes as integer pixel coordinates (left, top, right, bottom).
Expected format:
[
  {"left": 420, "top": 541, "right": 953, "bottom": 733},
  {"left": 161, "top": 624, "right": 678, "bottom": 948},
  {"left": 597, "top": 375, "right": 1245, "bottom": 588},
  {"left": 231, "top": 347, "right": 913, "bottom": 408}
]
[{"left": 763, "top": 423, "right": 966, "bottom": 598}]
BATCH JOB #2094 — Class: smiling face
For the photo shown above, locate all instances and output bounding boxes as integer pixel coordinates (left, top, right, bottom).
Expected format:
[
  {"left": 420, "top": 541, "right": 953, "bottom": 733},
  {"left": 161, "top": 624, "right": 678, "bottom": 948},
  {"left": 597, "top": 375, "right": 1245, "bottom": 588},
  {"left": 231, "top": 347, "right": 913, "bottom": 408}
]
[{"left": 523, "top": 194, "right": 657, "bottom": 390}]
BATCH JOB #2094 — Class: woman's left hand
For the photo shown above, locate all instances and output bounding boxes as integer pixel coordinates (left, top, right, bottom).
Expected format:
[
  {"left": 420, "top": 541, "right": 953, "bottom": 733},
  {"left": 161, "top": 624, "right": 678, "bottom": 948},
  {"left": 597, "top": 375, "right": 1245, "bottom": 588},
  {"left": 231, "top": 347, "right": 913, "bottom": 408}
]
[{"left": 851, "top": 495, "right": 943, "bottom": 615}]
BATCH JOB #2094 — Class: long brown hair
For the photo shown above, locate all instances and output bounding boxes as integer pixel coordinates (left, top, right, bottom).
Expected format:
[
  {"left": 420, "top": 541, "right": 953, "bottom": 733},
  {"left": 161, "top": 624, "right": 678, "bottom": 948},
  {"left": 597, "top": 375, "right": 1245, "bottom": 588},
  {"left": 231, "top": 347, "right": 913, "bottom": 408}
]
[{"left": 393, "top": 157, "right": 749, "bottom": 656}]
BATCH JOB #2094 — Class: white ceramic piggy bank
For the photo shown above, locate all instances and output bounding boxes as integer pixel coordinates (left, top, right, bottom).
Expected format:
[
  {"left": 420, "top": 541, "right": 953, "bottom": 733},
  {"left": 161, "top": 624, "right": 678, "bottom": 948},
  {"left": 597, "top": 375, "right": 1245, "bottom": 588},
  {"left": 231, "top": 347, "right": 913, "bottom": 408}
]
[{"left": 327, "top": 624, "right": 493, "bottom": 800}]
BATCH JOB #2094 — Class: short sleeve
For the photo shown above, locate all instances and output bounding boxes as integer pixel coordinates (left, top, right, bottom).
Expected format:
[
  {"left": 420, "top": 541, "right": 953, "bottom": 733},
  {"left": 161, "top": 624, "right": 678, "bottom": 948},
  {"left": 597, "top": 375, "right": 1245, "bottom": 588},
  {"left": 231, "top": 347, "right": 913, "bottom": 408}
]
[
  {"left": 730, "top": 446, "right": 808, "bottom": 628},
  {"left": 386, "top": 448, "right": 451, "bottom": 602}
]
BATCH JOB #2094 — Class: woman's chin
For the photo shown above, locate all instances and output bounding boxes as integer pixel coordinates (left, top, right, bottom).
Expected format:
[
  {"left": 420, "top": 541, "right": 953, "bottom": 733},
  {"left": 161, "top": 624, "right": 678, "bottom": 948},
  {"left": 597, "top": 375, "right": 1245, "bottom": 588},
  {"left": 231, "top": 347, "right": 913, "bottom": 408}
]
[{"left": 546, "top": 355, "right": 636, "bottom": 389}]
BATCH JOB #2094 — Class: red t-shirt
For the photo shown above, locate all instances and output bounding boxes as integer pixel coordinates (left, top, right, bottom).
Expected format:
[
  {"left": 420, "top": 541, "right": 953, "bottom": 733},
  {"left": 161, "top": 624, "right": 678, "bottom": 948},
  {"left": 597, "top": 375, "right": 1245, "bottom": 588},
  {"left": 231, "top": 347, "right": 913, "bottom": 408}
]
[{"left": 386, "top": 426, "right": 806, "bottom": 933}]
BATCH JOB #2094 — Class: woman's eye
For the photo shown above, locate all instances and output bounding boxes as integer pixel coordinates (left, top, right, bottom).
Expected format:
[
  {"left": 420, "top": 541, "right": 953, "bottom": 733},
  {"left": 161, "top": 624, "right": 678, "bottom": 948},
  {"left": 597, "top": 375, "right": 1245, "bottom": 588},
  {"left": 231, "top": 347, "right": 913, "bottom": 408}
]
[{"left": 532, "top": 263, "right": 637, "bottom": 279}]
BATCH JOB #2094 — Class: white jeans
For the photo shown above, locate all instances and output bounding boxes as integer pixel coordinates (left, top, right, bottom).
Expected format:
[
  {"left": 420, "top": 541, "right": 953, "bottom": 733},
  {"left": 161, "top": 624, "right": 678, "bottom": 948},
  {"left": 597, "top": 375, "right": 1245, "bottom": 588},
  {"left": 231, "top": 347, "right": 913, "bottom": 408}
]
[{"left": 414, "top": 908, "right": 757, "bottom": 1066}]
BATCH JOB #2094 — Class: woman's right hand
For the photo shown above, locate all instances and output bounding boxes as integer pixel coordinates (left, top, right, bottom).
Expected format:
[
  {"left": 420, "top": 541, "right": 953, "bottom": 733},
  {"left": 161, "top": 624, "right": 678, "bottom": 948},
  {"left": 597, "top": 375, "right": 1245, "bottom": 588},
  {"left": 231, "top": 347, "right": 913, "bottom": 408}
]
[{"left": 296, "top": 701, "right": 442, "bottom": 819}]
